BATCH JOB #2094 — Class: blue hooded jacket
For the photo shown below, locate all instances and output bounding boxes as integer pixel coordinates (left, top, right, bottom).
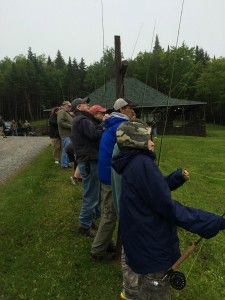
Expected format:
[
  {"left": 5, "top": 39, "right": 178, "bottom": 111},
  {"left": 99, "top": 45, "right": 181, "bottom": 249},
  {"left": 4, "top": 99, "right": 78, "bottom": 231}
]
[
  {"left": 112, "top": 150, "right": 225, "bottom": 274},
  {"left": 98, "top": 112, "right": 129, "bottom": 185}
]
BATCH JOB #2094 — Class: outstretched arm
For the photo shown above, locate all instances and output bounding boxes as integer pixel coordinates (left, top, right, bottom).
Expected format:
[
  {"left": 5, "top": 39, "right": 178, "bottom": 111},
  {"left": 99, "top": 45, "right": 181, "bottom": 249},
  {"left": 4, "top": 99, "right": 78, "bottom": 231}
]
[{"left": 164, "top": 168, "right": 189, "bottom": 191}]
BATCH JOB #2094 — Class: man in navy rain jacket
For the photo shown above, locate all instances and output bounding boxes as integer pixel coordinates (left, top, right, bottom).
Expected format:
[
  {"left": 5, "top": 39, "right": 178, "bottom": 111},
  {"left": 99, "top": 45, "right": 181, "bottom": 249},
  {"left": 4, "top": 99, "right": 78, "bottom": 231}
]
[{"left": 112, "top": 121, "right": 225, "bottom": 300}]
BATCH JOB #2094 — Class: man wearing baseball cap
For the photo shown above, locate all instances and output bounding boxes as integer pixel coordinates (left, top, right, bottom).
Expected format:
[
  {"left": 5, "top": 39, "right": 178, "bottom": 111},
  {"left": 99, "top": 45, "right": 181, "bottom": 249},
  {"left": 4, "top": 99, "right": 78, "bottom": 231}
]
[
  {"left": 57, "top": 100, "right": 73, "bottom": 169},
  {"left": 70, "top": 98, "right": 104, "bottom": 237},
  {"left": 90, "top": 98, "right": 137, "bottom": 260},
  {"left": 113, "top": 98, "right": 137, "bottom": 113},
  {"left": 89, "top": 105, "right": 107, "bottom": 122}
]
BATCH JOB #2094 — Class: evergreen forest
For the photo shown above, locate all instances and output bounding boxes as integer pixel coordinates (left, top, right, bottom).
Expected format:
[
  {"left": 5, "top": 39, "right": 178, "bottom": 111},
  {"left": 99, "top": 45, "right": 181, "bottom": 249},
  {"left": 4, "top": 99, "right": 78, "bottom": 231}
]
[{"left": 0, "top": 36, "right": 225, "bottom": 125}]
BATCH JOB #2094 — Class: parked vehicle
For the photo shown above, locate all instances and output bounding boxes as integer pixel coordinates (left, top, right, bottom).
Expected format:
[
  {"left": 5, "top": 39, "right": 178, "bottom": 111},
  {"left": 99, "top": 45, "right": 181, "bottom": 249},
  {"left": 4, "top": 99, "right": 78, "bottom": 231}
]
[{"left": 3, "top": 121, "right": 12, "bottom": 136}]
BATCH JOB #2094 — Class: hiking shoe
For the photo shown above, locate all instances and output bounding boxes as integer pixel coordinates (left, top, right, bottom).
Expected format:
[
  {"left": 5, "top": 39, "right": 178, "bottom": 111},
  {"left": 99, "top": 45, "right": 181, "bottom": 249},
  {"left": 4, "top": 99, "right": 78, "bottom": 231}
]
[
  {"left": 91, "top": 222, "right": 99, "bottom": 230},
  {"left": 107, "top": 242, "right": 116, "bottom": 253},
  {"left": 70, "top": 176, "right": 78, "bottom": 185},
  {"left": 70, "top": 176, "right": 81, "bottom": 185},
  {"left": 120, "top": 291, "right": 133, "bottom": 300},
  {"left": 61, "top": 166, "right": 68, "bottom": 171},
  {"left": 78, "top": 226, "right": 96, "bottom": 238},
  {"left": 90, "top": 252, "right": 115, "bottom": 261}
]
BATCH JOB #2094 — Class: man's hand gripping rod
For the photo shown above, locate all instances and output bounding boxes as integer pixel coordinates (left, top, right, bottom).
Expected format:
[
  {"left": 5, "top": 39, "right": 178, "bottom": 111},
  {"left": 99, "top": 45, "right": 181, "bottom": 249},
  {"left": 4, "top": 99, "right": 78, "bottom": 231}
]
[{"left": 163, "top": 212, "right": 225, "bottom": 290}]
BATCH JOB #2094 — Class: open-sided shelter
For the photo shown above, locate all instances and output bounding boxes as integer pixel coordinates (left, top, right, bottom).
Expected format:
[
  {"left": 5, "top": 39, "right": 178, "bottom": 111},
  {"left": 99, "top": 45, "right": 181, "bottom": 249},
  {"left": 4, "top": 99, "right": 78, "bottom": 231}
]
[{"left": 87, "top": 78, "right": 207, "bottom": 136}]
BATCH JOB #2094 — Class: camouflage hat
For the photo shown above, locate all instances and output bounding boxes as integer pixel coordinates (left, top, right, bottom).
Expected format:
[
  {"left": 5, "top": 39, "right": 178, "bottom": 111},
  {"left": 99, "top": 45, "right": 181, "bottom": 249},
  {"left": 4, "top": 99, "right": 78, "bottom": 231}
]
[{"left": 116, "top": 121, "right": 152, "bottom": 151}]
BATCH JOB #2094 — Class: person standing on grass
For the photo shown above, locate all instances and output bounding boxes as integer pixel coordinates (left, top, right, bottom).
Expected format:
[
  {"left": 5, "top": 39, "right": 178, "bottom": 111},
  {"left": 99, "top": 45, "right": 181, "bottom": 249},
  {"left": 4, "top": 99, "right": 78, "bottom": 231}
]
[
  {"left": 89, "top": 105, "right": 108, "bottom": 122},
  {"left": 111, "top": 119, "right": 149, "bottom": 300},
  {"left": 49, "top": 107, "right": 61, "bottom": 164},
  {"left": 90, "top": 98, "right": 137, "bottom": 261},
  {"left": 70, "top": 98, "right": 105, "bottom": 238},
  {"left": 57, "top": 101, "right": 73, "bottom": 170},
  {"left": 112, "top": 120, "right": 225, "bottom": 300},
  {"left": 111, "top": 119, "right": 189, "bottom": 300},
  {"left": 69, "top": 104, "right": 107, "bottom": 186}
]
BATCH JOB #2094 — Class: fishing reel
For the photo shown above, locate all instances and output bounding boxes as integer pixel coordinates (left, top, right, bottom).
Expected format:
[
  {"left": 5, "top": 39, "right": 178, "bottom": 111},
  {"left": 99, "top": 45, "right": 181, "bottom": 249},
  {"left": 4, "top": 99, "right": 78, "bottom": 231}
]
[
  {"left": 169, "top": 271, "right": 186, "bottom": 290},
  {"left": 164, "top": 269, "right": 186, "bottom": 290}
]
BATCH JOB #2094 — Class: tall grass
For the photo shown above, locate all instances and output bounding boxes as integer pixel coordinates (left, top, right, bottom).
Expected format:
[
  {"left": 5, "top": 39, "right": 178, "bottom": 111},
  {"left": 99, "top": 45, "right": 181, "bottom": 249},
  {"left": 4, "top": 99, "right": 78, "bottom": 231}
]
[{"left": 0, "top": 124, "right": 225, "bottom": 299}]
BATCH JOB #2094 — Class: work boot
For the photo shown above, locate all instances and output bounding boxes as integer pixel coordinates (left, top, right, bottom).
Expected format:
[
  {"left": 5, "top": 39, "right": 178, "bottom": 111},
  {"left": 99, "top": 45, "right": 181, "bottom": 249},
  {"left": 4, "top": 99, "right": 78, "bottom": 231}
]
[
  {"left": 78, "top": 226, "right": 96, "bottom": 238},
  {"left": 107, "top": 242, "right": 116, "bottom": 253},
  {"left": 91, "top": 221, "right": 99, "bottom": 230},
  {"left": 90, "top": 252, "right": 115, "bottom": 261}
]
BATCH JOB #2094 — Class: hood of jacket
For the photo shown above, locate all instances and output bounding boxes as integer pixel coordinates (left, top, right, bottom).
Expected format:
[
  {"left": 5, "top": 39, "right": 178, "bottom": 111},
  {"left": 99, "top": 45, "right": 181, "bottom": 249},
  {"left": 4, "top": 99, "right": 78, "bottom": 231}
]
[
  {"left": 74, "top": 110, "right": 93, "bottom": 119},
  {"left": 112, "top": 149, "right": 156, "bottom": 175},
  {"left": 104, "top": 112, "right": 129, "bottom": 129}
]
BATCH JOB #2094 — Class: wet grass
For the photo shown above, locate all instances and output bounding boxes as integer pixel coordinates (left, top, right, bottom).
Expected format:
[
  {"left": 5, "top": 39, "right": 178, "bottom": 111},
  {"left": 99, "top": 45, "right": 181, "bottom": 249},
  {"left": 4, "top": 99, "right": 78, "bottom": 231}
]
[{"left": 0, "top": 123, "right": 225, "bottom": 299}]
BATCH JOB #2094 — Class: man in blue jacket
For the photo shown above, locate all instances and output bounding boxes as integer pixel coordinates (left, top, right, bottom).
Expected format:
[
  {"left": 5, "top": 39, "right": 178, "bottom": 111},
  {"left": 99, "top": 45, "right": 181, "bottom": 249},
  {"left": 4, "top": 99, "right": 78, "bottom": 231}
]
[
  {"left": 112, "top": 121, "right": 225, "bottom": 300},
  {"left": 90, "top": 98, "right": 137, "bottom": 260}
]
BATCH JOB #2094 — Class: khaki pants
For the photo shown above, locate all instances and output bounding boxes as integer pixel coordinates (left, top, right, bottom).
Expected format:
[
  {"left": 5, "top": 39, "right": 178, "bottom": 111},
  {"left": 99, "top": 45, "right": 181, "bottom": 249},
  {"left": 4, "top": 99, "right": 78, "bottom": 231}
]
[
  {"left": 91, "top": 184, "right": 117, "bottom": 255},
  {"left": 51, "top": 138, "right": 61, "bottom": 161}
]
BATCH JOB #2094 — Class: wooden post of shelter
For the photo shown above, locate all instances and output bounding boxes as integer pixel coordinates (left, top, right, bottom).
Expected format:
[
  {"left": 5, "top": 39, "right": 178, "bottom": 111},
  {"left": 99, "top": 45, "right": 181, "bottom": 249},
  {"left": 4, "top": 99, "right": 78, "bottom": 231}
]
[
  {"left": 114, "top": 35, "right": 128, "bottom": 263},
  {"left": 114, "top": 35, "right": 128, "bottom": 99}
]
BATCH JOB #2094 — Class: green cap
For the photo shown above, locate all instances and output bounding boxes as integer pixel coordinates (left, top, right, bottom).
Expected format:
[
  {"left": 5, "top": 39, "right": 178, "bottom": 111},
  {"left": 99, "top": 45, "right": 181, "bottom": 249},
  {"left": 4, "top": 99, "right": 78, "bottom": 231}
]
[{"left": 116, "top": 121, "right": 152, "bottom": 151}]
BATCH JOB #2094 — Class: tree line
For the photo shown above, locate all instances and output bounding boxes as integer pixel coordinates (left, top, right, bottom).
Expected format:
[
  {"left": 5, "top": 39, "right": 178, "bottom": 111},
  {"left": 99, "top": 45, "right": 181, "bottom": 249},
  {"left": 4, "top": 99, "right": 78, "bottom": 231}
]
[{"left": 0, "top": 36, "right": 224, "bottom": 125}]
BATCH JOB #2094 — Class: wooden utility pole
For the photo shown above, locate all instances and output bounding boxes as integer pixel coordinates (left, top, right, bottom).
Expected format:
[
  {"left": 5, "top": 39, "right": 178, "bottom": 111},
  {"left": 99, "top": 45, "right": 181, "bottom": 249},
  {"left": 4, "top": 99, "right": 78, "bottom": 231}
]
[
  {"left": 114, "top": 35, "right": 128, "bottom": 99},
  {"left": 114, "top": 35, "right": 128, "bottom": 262}
]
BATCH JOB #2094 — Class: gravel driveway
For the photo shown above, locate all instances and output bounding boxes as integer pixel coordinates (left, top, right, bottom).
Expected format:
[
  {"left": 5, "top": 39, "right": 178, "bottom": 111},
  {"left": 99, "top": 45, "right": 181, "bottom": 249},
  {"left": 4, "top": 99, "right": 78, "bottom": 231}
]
[{"left": 0, "top": 136, "right": 50, "bottom": 184}]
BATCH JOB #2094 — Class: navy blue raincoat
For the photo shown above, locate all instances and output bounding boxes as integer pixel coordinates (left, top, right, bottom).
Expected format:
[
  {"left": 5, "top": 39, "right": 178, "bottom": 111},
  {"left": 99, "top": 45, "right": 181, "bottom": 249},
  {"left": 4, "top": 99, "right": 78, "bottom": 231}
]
[{"left": 112, "top": 150, "right": 225, "bottom": 274}]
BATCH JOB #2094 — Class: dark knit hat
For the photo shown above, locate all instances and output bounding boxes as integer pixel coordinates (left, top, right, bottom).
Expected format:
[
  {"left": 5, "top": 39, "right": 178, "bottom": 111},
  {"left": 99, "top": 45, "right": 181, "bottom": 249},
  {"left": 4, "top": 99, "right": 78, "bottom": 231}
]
[{"left": 116, "top": 120, "right": 152, "bottom": 151}]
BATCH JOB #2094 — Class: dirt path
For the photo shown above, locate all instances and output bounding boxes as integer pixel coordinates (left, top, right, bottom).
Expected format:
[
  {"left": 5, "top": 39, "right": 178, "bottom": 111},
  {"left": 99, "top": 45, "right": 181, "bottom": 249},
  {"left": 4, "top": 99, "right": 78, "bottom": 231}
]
[{"left": 0, "top": 136, "right": 50, "bottom": 184}]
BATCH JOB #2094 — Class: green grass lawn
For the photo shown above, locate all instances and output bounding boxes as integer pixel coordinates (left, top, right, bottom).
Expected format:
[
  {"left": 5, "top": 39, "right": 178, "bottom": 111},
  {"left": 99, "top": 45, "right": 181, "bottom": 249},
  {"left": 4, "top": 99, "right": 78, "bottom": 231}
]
[
  {"left": 31, "top": 119, "right": 48, "bottom": 126},
  {"left": 0, "top": 124, "right": 225, "bottom": 299}
]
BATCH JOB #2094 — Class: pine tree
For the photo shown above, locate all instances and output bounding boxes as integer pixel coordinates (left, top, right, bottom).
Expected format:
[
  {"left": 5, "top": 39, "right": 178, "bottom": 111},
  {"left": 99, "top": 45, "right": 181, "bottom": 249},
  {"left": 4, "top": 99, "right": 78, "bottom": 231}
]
[
  {"left": 47, "top": 56, "right": 53, "bottom": 66},
  {"left": 78, "top": 58, "right": 87, "bottom": 97},
  {"left": 153, "top": 35, "right": 162, "bottom": 53},
  {"left": 54, "top": 50, "right": 66, "bottom": 69}
]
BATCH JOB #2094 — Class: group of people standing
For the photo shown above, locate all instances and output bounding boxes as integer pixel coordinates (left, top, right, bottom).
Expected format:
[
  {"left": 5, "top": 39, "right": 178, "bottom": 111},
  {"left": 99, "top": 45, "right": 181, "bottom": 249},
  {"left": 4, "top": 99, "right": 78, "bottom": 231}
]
[
  {"left": 10, "top": 119, "right": 31, "bottom": 136},
  {"left": 0, "top": 118, "right": 31, "bottom": 137},
  {"left": 48, "top": 97, "right": 225, "bottom": 300}
]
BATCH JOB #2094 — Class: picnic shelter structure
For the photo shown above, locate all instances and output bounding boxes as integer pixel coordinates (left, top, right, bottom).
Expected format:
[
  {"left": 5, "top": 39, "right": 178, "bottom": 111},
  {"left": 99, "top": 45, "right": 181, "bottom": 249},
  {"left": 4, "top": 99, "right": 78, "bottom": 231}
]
[{"left": 87, "top": 77, "right": 207, "bottom": 136}]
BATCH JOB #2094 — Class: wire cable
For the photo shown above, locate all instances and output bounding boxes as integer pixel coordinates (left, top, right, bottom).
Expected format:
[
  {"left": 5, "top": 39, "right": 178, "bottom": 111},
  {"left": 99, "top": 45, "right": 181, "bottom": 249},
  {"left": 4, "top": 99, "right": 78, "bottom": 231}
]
[
  {"left": 100, "top": 0, "right": 107, "bottom": 107},
  {"left": 140, "top": 19, "right": 157, "bottom": 117}
]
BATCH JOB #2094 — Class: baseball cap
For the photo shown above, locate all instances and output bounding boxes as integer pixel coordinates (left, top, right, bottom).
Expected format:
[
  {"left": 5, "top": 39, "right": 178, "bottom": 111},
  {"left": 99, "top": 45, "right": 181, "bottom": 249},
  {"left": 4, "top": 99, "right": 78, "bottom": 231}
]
[
  {"left": 116, "top": 121, "right": 152, "bottom": 151},
  {"left": 89, "top": 105, "right": 107, "bottom": 114},
  {"left": 62, "top": 101, "right": 71, "bottom": 106},
  {"left": 113, "top": 98, "right": 137, "bottom": 111},
  {"left": 71, "top": 97, "right": 90, "bottom": 111}
]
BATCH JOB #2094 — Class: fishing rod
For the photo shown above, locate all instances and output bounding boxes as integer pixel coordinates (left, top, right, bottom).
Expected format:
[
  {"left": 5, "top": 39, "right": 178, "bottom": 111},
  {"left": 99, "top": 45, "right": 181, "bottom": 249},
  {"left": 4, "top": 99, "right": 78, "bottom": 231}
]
[
  {"left": 157, "top": 0, "right": 185, "bottom": 167},
  {"left": 163, "top": 212, "right": 225, "bottom": 290}
]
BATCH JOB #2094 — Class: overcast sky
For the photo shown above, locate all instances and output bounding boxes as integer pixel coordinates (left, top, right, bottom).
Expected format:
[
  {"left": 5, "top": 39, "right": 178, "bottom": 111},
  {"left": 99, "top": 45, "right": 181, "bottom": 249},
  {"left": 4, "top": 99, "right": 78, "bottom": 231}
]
[{"left": 1, "top": 0, "right": 225, "bottom": 65}]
